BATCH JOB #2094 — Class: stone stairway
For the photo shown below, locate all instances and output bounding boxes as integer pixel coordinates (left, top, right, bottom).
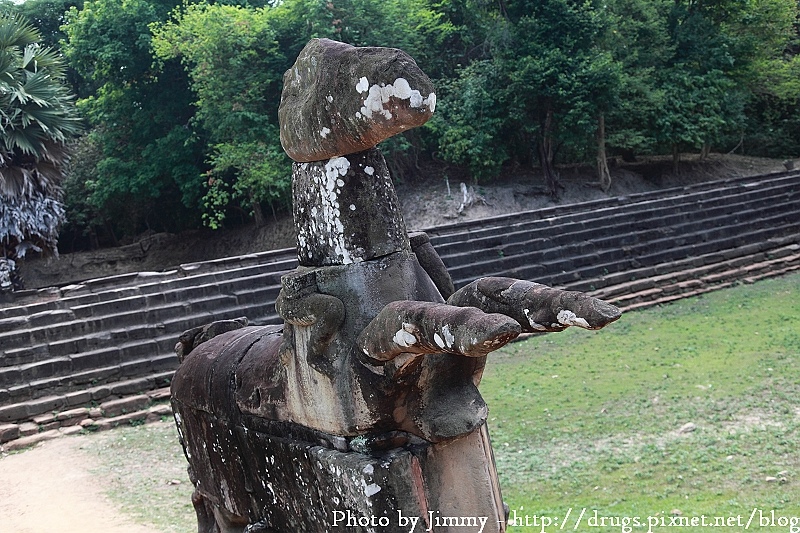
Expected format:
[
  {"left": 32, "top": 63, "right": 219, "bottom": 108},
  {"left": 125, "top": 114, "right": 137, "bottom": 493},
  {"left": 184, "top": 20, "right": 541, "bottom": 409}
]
[
  {"left": 426, "top": 171, "right": 800, "bottom": 308},
  {"left": 0, "top": 248, "right": 297, "bottom": 438},
  {"left": 429, "top": 172, "right": 800, "bottom": 286},
  {"left": 0, "top": 170, "right": 798, "bottom": 447}
]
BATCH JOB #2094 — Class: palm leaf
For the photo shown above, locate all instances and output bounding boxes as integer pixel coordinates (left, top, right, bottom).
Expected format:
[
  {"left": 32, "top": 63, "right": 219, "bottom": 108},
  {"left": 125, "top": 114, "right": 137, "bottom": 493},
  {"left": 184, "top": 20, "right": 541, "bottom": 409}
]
[
  {"left": 23, "top": 45, "right": 67, "bottom": 79},
  {"left": 14, "top": 70, "right": 59, "bottom": 107},
  {"left": 0, "top": 13, "right": 78, "bottom": 260},
  {"left": 0, "top": 14, "right": 40, "bottom": 51}
]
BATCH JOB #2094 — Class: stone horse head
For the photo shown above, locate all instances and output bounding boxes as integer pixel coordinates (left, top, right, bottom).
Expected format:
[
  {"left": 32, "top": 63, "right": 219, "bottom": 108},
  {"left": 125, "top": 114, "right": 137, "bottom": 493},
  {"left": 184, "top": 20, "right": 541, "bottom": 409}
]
[{"left": 170, "top": 38, "right": 621, "bottom": 533}]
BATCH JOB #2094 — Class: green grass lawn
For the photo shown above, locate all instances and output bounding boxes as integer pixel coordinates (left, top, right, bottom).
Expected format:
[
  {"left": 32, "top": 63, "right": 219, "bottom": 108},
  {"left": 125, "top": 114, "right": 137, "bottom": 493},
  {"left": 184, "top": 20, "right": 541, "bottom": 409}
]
[
  {"left": 481, "top": 271, "right": 800, "bottom": 532},
  {"left": 86, "top": 272, "right": 800, "bottom": 532}
]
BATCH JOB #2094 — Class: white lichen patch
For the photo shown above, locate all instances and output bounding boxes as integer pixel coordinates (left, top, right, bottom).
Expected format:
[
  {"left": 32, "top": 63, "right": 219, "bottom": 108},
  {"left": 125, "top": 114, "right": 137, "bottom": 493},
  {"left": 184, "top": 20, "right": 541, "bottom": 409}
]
[
  {"left": 356, "top": 76, "right": 369, "bottom": 93},
  {"left": 299, "top": 156, "right": 353, "bottom": 263},
  {"left": 358, "top": 77, "right": 435, "bottom": 120},
  {"left": 441, "top": 324, "right": 455, "bottom": 348},
  {"left": 423, "top": 93, "right": 436, "bottom": 112},
  {"left": 557, "top": 310, "right": 590, "bottom": 328},
  {"left": 364, "top": 166, "right": 374, "bottom": 176},
  {"left": 325, "top": 157, "right": 350, "bottom": 182},
  {"left": 326, "top": 94, "right": 334, "bottom": 103},
  {"left": 320, "top": 126, "right": 331, "bottom": 138},
  {"left": 393, "top": 322, "right": 418, "bottom": 347},
  {"left": 365, "top": 483, "right": 382, "bottom": 497},
  {"left": 433, "top": 332, "right": 445, "bottom": 349},
  {"left": 349, "top": 204, "right": 356, "bottom": 211}
]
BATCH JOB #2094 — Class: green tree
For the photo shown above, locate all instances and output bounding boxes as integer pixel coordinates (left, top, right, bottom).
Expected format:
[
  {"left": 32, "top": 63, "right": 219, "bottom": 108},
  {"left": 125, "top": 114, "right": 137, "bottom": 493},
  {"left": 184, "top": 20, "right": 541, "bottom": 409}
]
[
  {"left": 601, "top": 0, "right": 672, "bottom": 162},
  {"left": 62, "top": 0, "right": 204, "bottom": 242},
  {"left": 0, "top": 14, "right": 81, "bottom": 288},
  {"left": 151, "top": 0, "right": 454, "bottom": 227},
  {"left": 433, "top": 59, "right": 511, "bottom": 181},
  {"left": 14, "top": 0, "right": 83, "bottom": 48},
  {"left": 438, "top": 0, "right": 620, "bottom": 197},
  {"left": 152, "top": 3, "right": 291, "bottom": 228}
]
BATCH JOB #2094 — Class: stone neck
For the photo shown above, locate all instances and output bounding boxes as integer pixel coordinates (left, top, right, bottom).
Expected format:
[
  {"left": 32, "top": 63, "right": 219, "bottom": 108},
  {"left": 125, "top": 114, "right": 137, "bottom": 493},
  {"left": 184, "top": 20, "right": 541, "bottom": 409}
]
[{"left": 292, "top": 147, "right": 410, "bottom": 266}]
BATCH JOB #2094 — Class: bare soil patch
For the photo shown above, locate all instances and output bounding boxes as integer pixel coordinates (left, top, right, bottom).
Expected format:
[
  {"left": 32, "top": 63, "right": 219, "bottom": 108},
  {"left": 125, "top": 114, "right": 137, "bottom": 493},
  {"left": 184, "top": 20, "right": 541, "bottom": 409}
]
[{"left": 0, "top": 435, "right": 163, "bottom": 533}]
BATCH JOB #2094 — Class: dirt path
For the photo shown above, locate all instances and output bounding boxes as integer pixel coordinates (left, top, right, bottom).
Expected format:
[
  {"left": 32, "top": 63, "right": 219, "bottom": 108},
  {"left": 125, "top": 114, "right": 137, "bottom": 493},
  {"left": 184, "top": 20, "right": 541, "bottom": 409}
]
[{"left": 0, "top": 436, "right": 162, "bottom": 533}]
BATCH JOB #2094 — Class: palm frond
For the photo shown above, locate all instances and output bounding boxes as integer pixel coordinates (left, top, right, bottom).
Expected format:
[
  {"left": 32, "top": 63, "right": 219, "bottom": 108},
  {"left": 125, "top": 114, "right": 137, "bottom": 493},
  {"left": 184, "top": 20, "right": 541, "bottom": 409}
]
[
  {"left": 0, "top": 13, "right": 78, "bottom": 260},
  {"left": 0, "top": 14, "right": 40, "bottom": 51},
  {"left": 15, "top": 70, "right": 58, "bottom": 107},
  {"left": 23, "top": 45, "right": 67, "bottom": 79}
]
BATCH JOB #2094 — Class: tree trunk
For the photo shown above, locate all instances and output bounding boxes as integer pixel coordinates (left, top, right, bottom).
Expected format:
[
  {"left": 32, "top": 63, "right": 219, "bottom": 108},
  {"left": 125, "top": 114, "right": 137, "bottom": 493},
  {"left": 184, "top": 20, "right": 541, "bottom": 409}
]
[
  {"left": 700, "top": 141, "right": 711, "bottom": 161},
  {"left": 596, "top": 113, "right": 612, "bottom": 193},
  {"left": 250, "top": 191, "right": 266, "bottom": 228},
  {"left": 104, "top": 220, "right": 119, "bottom": 247},
  {"left": 538, "top": 104, "right": 560, "bottom": 200},
  {"left": 672, "top": 144, "right": 680, "bottom": 175}
]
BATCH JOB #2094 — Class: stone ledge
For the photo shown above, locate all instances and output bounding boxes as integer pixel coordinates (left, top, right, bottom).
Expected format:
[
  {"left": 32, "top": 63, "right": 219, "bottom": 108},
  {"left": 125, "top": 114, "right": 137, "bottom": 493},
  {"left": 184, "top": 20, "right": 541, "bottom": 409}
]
[{"left": 0, "top": 401, "right": 173, "bottom": 453}]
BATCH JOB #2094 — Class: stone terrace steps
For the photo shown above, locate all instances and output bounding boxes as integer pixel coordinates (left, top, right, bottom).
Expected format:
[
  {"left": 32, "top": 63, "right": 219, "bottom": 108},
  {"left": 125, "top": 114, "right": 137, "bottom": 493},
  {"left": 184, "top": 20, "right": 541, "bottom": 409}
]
[
  {"left": 0, "top": 254, "right": 297, "bottom": 321},
  {"left": 595, "top": 238, "right": 800, "bottom": 312},
  {"left": 421, "top": 170, "right": 800, "bottom": 242},
  {"left": 438, "top": 176, "right": 800, "bottom": 287},
  {"left": 433, "top": 175, "right": 798, "bottom": 263},
  {"left": 0, "top": 170, "right": 798, "bottom": 428},
  {"left": 0, "top": 253, "right": 289, "bottom": 420}
]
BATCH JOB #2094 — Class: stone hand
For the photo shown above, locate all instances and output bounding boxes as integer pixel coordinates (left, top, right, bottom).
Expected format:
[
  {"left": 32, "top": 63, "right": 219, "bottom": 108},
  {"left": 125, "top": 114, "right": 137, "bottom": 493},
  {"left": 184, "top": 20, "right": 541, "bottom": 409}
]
[
  {"left": 447, "top": 277, "right": 621, "bottom": 333},
  {"left": 356, "top": 300, "right": 521, "bottom": 363},
  {"left": 275, "top": 286, "right": 345, "bottom": 375}
]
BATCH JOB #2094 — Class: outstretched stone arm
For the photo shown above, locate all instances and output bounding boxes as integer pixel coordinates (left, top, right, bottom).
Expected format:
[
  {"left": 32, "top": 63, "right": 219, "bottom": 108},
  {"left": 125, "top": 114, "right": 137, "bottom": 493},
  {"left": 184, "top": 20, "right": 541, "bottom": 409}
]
[
  {"left": 356, "top": 300, "right": 521, "bottom": 363},
  {"left": 447, "top": 277, "right": 621, "bottom": 333}
]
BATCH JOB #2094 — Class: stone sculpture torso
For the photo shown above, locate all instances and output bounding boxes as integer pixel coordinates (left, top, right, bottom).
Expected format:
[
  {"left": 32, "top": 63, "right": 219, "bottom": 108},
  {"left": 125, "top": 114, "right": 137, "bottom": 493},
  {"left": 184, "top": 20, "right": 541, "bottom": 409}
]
[{"left": 171, "top": 38, "right": 620, "bottom": 533}]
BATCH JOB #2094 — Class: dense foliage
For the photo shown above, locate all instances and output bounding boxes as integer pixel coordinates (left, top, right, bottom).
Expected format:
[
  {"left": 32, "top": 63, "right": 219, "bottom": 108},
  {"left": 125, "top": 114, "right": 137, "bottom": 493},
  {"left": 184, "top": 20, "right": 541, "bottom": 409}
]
[
  {"left": 0, "top": 12, "right": 81, "bottom": 280},
  {"left": 3, "top": 0, "right": 799, "bottom": 249}
]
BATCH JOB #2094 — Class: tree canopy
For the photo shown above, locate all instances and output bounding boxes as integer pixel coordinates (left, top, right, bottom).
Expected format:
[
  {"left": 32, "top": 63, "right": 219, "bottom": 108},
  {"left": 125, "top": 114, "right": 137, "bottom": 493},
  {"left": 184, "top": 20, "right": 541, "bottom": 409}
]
[{"left": 7, "top": 0, "right": 797, "bottom": 249}]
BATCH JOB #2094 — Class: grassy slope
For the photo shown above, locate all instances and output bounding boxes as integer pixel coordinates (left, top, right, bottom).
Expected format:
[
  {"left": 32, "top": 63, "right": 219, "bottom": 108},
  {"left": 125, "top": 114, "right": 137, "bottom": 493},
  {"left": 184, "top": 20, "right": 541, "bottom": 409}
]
[
  {"left": 85, "top": 272, "right": 800, "bottom": 532},
  {"left": 481, "top": 272, "right": 800, "bottom": 531}
]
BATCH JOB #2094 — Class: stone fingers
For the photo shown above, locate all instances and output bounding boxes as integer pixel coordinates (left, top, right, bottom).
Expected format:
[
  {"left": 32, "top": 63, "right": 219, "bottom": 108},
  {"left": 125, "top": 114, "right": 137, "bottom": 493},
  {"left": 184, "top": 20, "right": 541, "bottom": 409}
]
[
  {"left": 447, "top": 277, "right": 621, "bottom": 333},
  {"left": 357, "top": 300, "right": 521, "bottom": 363}
]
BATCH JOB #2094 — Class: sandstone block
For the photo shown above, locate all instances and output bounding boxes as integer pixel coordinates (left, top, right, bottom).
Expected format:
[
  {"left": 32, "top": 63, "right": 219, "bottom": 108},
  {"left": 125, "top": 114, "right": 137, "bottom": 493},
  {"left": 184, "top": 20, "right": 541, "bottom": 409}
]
[
  {"left": 148, "top": 403, "right": 172, "bottom": 417},
  {"left": 4, "top": 429, "right": 59, "bottom": 451},
  {"left": 59, "top": 426, "right": 83, "bottom": 436},
  {"left": 32, "top": 413, "right": 56, "bottom": 425},
  {"left": 56, "top": 407, "right": 90, "bottom": 425},
  {"left": 147, "top": 387, "right": 172, "bottom": 401},
  {"left": 0, "top": 399, "right": 37, "bottom": 423},
  {"left": 18, "top": 422, "right": 38, "bottom": 437},
  {"left": 64, "top": 390, "right": 93, "bottom": 407},
  {"left": 94, "top": 410, "right": 148, "bottom": 431},
  {"left": 100, "top": 395, "right": 150, "bottom": 418},
  {"left": 292, "top": 148, "right": 409, "bottom": 266},
  {"left": 0, "top": 423, "right": 19, "bottom": 443}
]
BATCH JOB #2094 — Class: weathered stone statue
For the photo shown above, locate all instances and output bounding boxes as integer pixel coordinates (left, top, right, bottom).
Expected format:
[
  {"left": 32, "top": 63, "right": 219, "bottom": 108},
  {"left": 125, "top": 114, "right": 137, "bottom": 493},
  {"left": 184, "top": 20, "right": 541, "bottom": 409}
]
[{"left": 171, "top": 38, "right": 620, "bottom": 533}]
